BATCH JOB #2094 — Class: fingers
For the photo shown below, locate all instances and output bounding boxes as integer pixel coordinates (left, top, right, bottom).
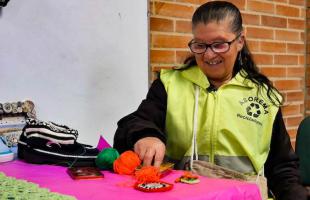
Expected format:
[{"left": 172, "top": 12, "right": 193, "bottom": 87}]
[
  {"left": 134, "top": 143, "right": 146, "bottom": 161},
  {"left": 153, "top": 148, "right": 165, "bottom": 167},
  {"left": 133, "top": 137, "right": 165, "bottom": 167},
  {"left": 143, "top": 148, "right": 155, "bottom": 166}
]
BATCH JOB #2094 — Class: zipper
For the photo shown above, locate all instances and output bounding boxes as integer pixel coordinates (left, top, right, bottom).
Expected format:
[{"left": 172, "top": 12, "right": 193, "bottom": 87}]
[{"left": 209, "top": 90, "right": 217, "bottom": 163}]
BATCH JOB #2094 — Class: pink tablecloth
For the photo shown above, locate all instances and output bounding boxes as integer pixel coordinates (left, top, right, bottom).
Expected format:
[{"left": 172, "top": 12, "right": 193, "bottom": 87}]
[{"left": 0, "top": 160, "right": 261, "bottom": 200}]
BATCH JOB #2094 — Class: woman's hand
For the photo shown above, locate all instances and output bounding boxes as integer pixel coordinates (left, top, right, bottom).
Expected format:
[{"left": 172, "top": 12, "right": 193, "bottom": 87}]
[{"left": 134, "top": 137, "right": 166, "bottom": 167}]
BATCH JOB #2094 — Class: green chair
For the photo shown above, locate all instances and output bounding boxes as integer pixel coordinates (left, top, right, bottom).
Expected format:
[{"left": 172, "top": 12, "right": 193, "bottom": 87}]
[{"left": 296, "top": 116, "right": 310, "bottom": 187}]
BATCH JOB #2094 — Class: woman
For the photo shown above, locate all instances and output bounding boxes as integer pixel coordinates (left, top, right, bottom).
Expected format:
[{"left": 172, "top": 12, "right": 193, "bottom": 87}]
[{"left": 114, "top": 1, "right": 307, "bottom": 199}]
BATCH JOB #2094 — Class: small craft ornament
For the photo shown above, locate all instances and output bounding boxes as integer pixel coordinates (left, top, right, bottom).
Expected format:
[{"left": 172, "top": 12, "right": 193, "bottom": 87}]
[
  {"left": 134, "top": 166, "right": 173, "bottom": 192},
  {"left": 134, "top": 181, "right": 173, "bottom": 192},
  {"left": 175, "top": 171, "right": 200, "bottom": 184},
  {"left": 135, "top": 166, "right": 160, "bottom": 183}
]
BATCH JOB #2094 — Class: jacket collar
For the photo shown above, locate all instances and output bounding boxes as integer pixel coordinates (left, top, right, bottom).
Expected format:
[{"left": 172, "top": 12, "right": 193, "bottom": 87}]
[
  {"left": 180, "top": 65, "right": 255, "bottom": 90},
  {"left": 228, "top": 70, "right": 255, "bottom": 89}
]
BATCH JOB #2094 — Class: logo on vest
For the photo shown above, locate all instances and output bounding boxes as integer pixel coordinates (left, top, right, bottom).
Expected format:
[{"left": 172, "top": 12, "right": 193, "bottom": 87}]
[
  {"left": 237, "top": 96, "right": 269, "bottom": 126},
  {"left": 246, "top": 103, "right": 261, "bottom": 118}
]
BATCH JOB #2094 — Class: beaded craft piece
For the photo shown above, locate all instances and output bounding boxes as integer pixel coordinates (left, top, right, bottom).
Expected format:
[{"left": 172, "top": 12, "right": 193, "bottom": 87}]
[
  {"left": 175, "top": 171, "right": 200, "bottom": 184},
  {"left": 134, "top": 181, "right": 173, "bottom": 192}
]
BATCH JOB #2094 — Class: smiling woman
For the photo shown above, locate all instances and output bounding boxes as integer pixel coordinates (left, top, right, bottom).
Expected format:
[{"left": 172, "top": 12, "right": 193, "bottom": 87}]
[
  {"left": 190, "top": 21, "right": 243, "bottom": 88},
  {"left": 113, "top": 1, "right": 307, "bottom": 200}
]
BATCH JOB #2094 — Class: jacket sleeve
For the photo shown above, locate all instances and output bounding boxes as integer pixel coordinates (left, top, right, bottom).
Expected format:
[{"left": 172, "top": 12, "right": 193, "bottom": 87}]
[
  {"left": 113, "top": 78, "right": 167, "bottom": 154},
  {"left": 265, "top": 109, "right": 307, "bottom": 200}
]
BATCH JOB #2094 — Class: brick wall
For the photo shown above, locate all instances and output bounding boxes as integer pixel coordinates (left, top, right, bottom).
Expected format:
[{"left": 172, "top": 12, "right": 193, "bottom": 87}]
[{"left": 149, "top": 0, "right": 306, "bottom": 147}]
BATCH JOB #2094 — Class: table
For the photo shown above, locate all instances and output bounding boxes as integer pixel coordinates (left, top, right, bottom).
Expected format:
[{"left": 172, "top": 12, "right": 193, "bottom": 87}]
[{"left": 0, "top": 160, "right": 261, "bottom": 200}]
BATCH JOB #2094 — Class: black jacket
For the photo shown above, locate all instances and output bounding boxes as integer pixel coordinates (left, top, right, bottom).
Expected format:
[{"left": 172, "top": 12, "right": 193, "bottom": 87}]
[{"left": 113, "top": 79, "right": 307, "bottom": 200}]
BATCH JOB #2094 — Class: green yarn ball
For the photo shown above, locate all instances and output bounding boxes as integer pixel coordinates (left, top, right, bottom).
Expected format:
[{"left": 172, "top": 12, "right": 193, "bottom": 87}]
[{"left": 95, "top": 148, "right": 120, "bottom": 170}]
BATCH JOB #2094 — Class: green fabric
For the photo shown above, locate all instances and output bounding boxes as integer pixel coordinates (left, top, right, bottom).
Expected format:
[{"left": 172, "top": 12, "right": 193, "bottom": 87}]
[
  {"left": 160, "top": 66, "right": 280, "bottom": 173},
  {"left": 0, "top": 172, "right": 76, "bottom": 200},
  {"left": 296, "top": 116, "right": 310, "bottom": 185}
]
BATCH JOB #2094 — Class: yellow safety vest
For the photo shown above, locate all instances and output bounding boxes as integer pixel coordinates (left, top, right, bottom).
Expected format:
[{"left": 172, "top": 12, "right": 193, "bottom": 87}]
[{"left": 160, "top": 66, "right": 281, "bottom": 173}]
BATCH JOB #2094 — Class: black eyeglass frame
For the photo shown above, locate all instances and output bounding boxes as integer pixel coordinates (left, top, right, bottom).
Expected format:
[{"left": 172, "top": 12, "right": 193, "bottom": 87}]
[{"left": 188, "top": 33, "right": 242, "bottom": 54}]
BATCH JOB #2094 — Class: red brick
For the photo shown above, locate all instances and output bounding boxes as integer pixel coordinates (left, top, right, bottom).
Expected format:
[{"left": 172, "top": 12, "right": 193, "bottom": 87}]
[
  {"left": 152, "top": 66, "right": 174, "bottom": 72},
  {"left": 198, "top": 0, "right": 208, "bottom": 4},
  {"left": 274, "top": 0, "right": 288, "bottom": 2},
  {"left": 306, "top": 54, "right": 310, "bottom": 65},
  {"left": 307, "top": 67, "right": 310, "bottom": 75},
  {"left": 286, "top": 91, "right": 305, "bottom": 101},
  {"left": 261, "top": 15, "right": 287, "bottom": 28},
  {"left": 149, "top": 1, "right": 154, "bottom": 15},
  {"left": 307, "top": 79, "right": 310, "bottom": 87},
  {"left": 246, "top": 27, "right": 273, "bottom": 39},
  {"left": 150, "top": 17, "right": 174, "bottom": 32},
  {"left": 246, "top": 40, "right": 260, "bottom": 52},
  {"left": 275, "top": 30, "right": 301, "bottom": 41},
  {"left": 282, "top": 92, "right": 288, "bottom": 103},
  {"left": 287, "top": 128, "right": 298, "bottom": 139},
  {"left": 303, "top": 78, "right": 307, "bottom": 87},
  {"left": 289, "top": 0, "right": 305, "bottom": 6},
  {"left": 287, "top": 115, "right": 303, "bottom": 127},
  {"left": 260, "top": 67, "right": 286, "bottom": 77},
  {"left": 300, "top": 103, "right": 304, "bottom": 115},
  {"left": 307, "top": 20, "right": 310, "bottom": 29},
  {"left": 187, "top": 0, "right": 246, "bottom": 9},
  {"left": 299, "top": 55, "right": 305, "bottom": 65},
  {"left": 274, "top": 80, "right": 301, "bottom": 90},
  {"left": 260, "top": 42, "right": 286, "bottom": 53},
  {"left": 306, "top": 33, "right": 310, "bottom": 41},
  {"left": 222, "top": 0, "right": 246, "bottom": 10},
  {"left": 241, "top": 13, "right": 260, "bottom": 25},
  {"left": 176, "top": 51, "right": 192, "bottom": 64},
  {"left": 288, "top": 19, "right": 305, "bottom": 30},
  {"left": 176, "top": 0, "right": 202, "bottom": 4},
  {"left": 152, "top": 34, "right": 192, "bottom": 48},
  {"left": 307, "top": 44, "right": 310, "bottom": 52},
  {"left": 286, "top": 67, "right": 305, "bottom": 77},
  {"left": 252, "top": 54, "right": 273, "bottom": 65},
  {"left": 301, "top": 32, "right": 305, "bottom": 41},
  {"left": 282, "top": 104, "right": 301, "bottom": 116},
  {"left": 306, "top": 99, "right": 310, "bottom": 109},
  {"left": 247, "top": 0, "right": 274, "bottom": 14},
  {"left": 150, "top": 50, "right": 175, "bottom": 64},
  {"left": 307, "top": 9, "right": 310, "bottom": 17},
  {"left": 276, "top": 5, "right": 300, "bottom": 17},
  {"left": 154, "top": 2, "right": 195, "bottom": 19},
  {"left": 287, "top": 43, "right": 305, "bottom": 54},
  {"left": 300, "top": 8, "right": 306, "bottom": 18},
  {"left": 274, "top": 55, "right": 299, "bottom": 65},
  {"left": 176, "top": 20, "right": 192, "bottom": 33}
]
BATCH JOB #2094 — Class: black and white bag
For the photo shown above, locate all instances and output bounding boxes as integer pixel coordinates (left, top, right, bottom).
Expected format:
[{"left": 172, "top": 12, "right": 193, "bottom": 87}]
[
  {"left": 18, "top": 118, "right": 99, "bottom": 167},
  {"left": 21, "top": 118, "right": 78, "bottom": 145}
]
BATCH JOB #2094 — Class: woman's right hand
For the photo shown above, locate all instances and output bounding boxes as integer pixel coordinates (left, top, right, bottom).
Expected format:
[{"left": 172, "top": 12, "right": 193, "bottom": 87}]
[{"left": 134, "top": 137, "right": 166, "bottom": 167}]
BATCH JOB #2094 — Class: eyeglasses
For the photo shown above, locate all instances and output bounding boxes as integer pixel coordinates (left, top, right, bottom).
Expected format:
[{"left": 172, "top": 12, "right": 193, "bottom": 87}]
[{"left": 188, "top": 34, "right": 241, "bottom": 54}]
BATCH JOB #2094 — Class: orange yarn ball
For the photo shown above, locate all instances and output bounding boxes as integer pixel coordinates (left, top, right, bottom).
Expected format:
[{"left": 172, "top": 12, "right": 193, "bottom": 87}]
[
  {"left": 135, "top": 166, "right": 160, "bottom": 183},
  {"left": 113, "top": 150, "right": 141, "bottom": 175}
]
